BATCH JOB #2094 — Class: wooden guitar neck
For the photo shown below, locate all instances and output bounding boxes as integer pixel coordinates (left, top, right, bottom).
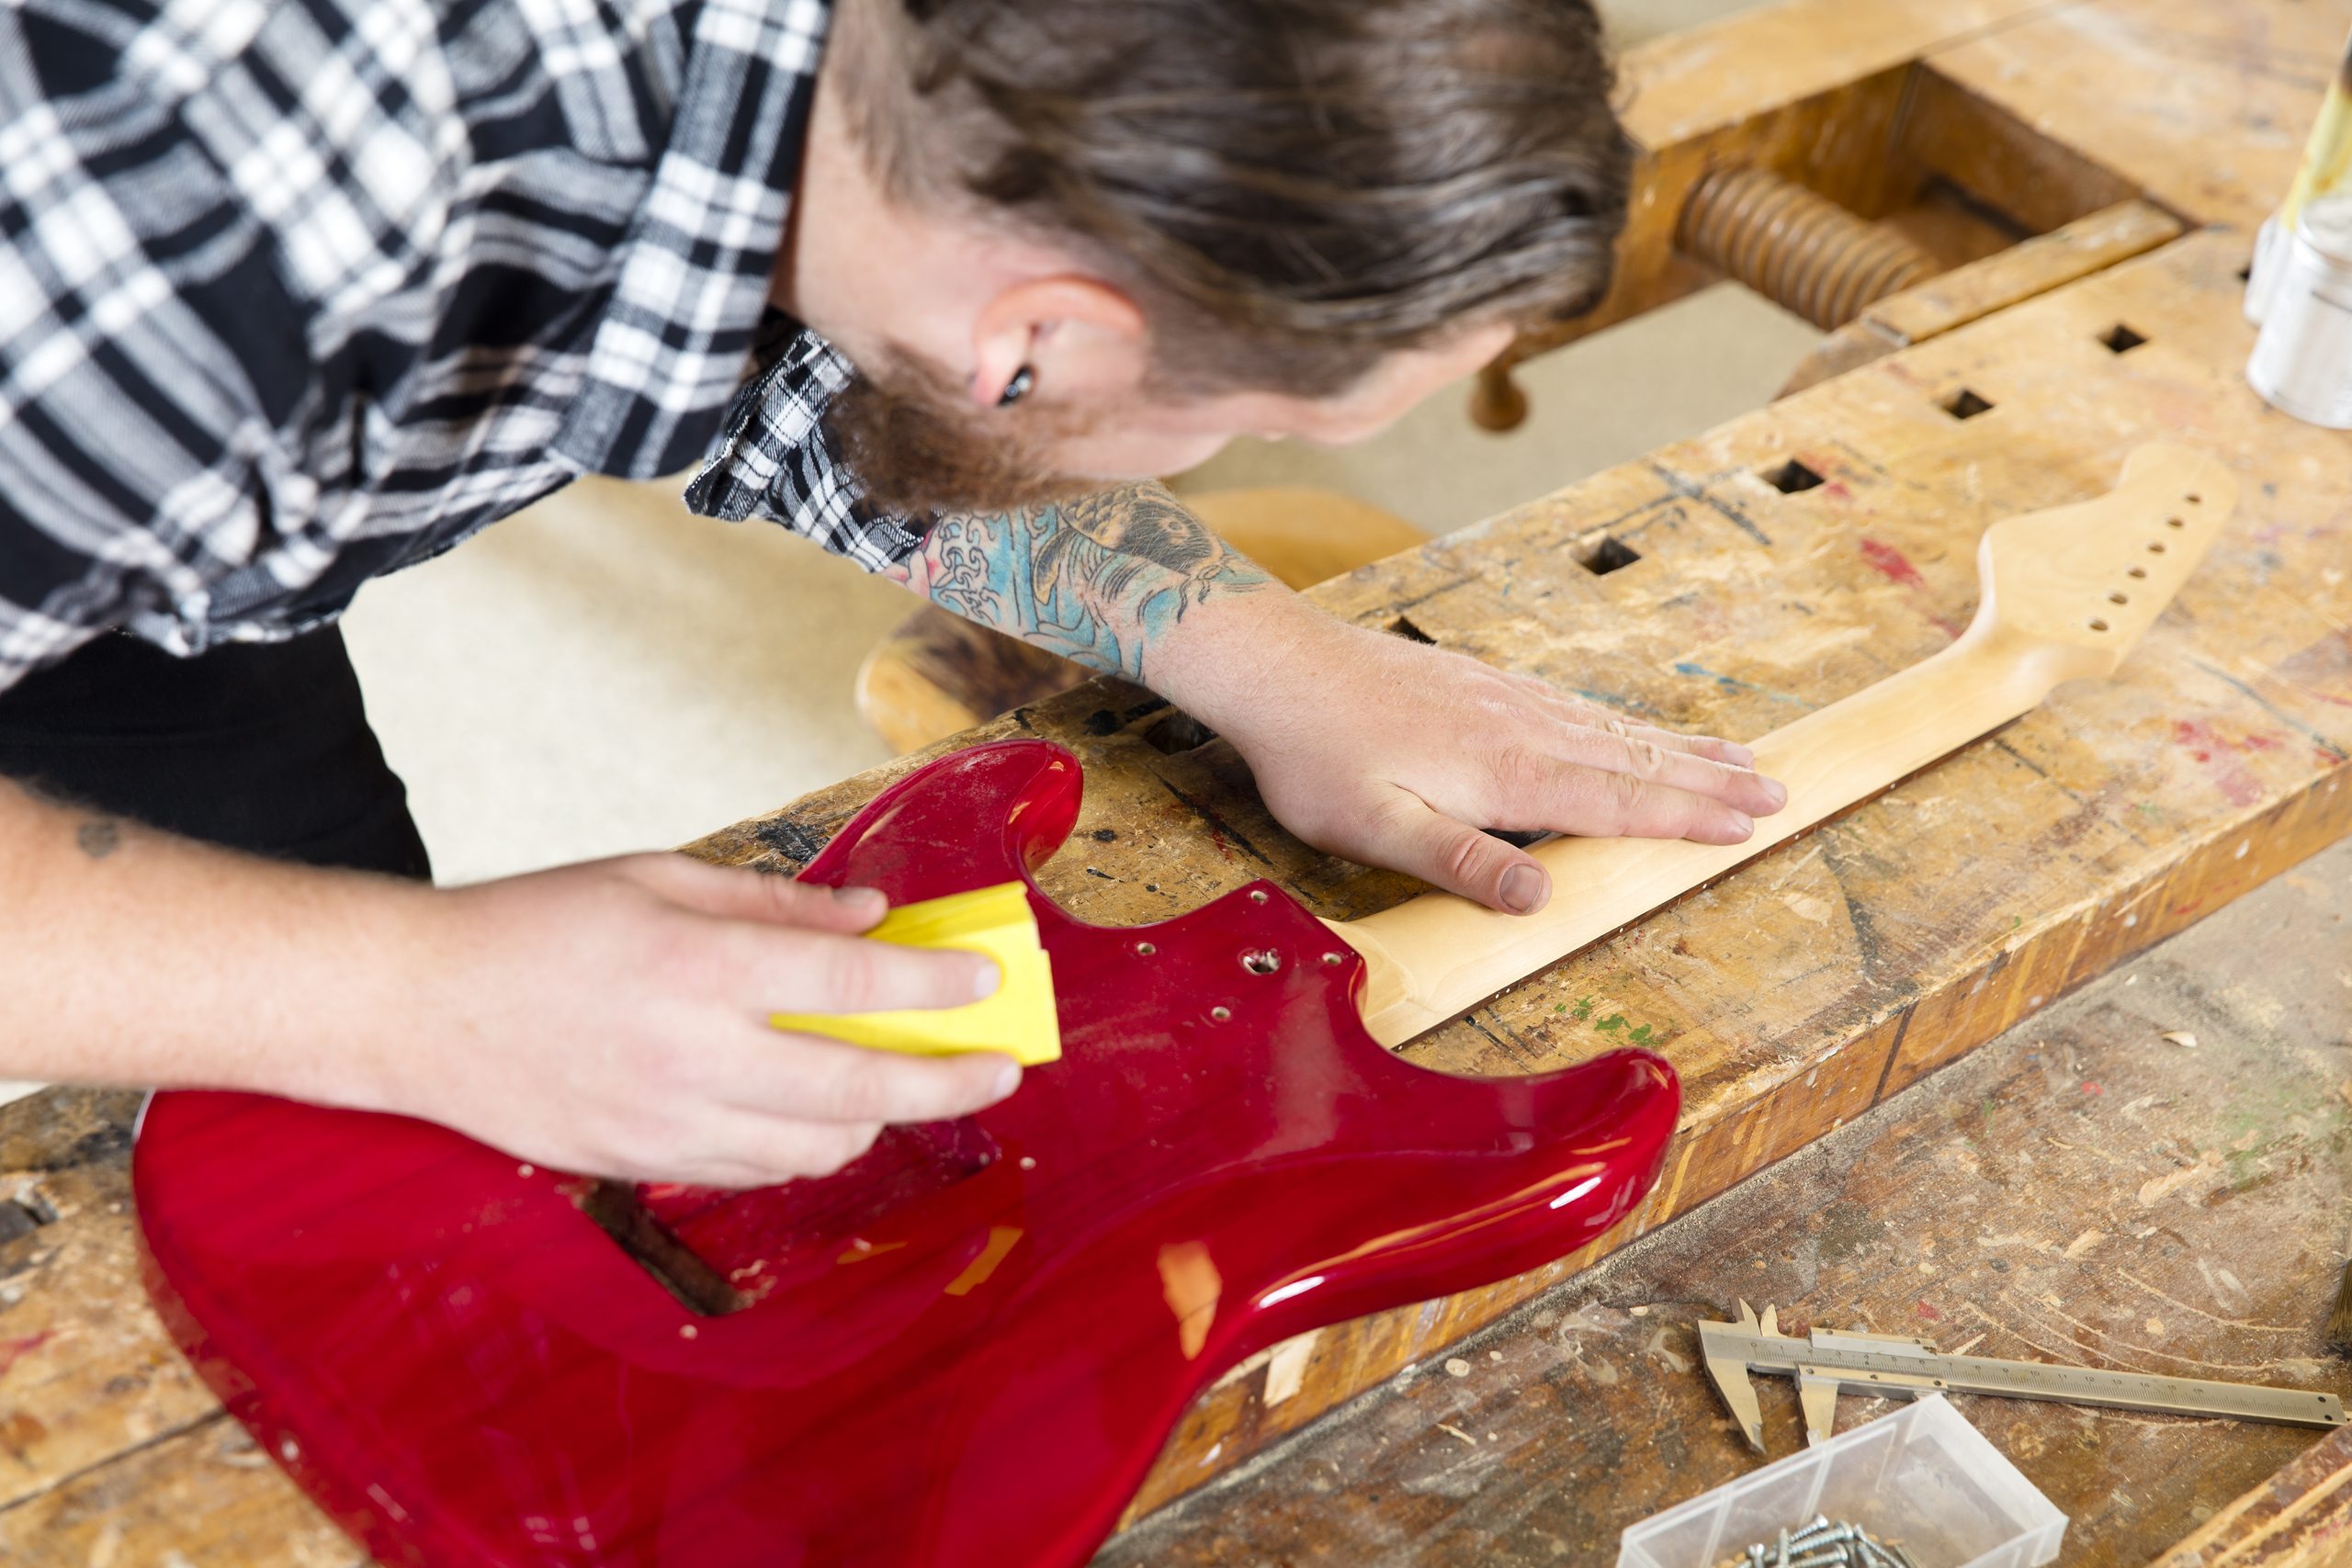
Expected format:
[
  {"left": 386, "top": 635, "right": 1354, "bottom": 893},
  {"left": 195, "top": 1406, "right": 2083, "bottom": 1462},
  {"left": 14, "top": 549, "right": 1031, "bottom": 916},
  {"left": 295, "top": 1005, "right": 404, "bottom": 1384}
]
[{"left": 1337, "top": 443, "right": 2237, "bottom": 1049}]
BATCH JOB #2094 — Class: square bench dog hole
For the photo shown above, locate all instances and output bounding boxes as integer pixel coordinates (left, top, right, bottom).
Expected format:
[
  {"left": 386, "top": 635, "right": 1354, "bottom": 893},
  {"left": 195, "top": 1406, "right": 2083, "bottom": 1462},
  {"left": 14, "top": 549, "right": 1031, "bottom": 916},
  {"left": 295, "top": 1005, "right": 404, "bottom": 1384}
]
[
  {"left": 1940, "top": 388, "right": 1995, "bottom": 421},
  {"left": 1141, "top": 710, "right": 1217, "bottom": 754},
  {"left": 1570, "top": 535, "right": 1642, "bottom": 576},
  {"left": 2099, "top": 322, "right": 2148, "bottom": 354},
  {"left": 1762, "top": 457, "right": 1825, "bottom": 495}
]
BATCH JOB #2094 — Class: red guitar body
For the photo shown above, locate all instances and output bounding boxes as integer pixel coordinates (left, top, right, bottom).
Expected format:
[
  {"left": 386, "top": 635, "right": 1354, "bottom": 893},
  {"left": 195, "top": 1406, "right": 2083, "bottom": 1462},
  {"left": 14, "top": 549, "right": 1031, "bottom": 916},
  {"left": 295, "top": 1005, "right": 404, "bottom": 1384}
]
[{"left": 135, "top": 739, "right": 1678, "bottom": 1567}]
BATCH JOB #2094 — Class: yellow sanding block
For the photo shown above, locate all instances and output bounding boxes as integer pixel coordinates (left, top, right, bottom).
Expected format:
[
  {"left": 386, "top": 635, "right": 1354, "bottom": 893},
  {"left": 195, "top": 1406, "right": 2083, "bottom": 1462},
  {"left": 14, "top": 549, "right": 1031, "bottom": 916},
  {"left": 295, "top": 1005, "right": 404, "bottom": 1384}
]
[{"left": 770, "top": 882, "right": 1061, "bottom": 1065}]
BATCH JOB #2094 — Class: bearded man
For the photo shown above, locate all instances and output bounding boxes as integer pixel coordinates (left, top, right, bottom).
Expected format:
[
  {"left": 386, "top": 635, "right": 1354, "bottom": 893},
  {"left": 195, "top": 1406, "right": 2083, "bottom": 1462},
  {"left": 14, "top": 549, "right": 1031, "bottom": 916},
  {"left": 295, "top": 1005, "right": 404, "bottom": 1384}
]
[{"left": 0, "top": 0, "right": 1784, "bottom": 1183}]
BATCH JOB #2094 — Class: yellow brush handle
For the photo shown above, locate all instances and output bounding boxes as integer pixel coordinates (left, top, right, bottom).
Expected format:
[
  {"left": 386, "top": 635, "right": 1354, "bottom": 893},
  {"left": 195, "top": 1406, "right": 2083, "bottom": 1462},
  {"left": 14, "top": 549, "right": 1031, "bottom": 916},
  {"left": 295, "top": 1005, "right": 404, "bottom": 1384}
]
[
  {"left": 771, "top": 882, "right": 1063, "bottom": 1066},
  {"left": 2282, "top": 32, "right": 2352, "bottom": 223}
]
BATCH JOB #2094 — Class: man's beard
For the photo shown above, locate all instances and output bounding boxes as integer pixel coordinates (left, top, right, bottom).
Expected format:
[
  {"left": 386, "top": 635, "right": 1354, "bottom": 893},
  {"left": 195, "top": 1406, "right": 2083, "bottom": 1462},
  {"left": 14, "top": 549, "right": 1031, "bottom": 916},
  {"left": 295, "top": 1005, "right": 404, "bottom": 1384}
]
[{"left": 824, "top": 344, "right": 1107, "bottom": 518}]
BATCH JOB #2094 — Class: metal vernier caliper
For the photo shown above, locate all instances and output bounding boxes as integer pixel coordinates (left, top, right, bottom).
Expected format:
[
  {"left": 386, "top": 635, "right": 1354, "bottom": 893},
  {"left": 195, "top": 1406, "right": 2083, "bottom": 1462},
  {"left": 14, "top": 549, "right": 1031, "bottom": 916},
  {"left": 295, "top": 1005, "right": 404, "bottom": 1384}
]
[{"left": 1699, "top": 1301, "right": 2349, "bottom": 1453}]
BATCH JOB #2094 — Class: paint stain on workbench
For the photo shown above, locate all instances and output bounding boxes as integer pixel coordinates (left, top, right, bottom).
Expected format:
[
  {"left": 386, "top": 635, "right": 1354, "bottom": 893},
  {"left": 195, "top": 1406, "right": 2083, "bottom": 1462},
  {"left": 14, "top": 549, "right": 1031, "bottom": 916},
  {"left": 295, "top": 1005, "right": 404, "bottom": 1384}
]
[
  {"left": 2171, "top": 718, "right": 2278, "bottom": 807},
  {"left": 1670, "top": 661, "right": 1806, "bottom": 707},
  {"left": 1859, "top": 538, "right": 1926, "bottom": 589},
  {"left": 1555, "top": 996, "right": 1664, "bottom": 1047},
  {"left": 1858, "top": 538, "right": 1965, "bottom": 637},
  {"left": 0, "top": 1331, "right": 53, "bottom": 1379}
]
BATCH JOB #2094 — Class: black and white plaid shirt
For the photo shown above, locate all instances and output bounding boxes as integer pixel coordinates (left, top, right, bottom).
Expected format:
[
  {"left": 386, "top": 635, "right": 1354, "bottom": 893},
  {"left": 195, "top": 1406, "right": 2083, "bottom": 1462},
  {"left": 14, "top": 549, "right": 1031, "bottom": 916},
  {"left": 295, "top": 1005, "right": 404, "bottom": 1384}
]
[{"left": 0, "top": 0, "right": 918, "bottom": 694}]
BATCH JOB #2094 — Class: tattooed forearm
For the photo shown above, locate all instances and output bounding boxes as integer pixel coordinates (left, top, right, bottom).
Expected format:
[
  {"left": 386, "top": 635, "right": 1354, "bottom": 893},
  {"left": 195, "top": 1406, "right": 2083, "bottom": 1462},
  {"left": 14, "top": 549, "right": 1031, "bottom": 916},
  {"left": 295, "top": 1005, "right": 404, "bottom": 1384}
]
[{"left": 886, "top": 483, "right": 1272, "bottom": 682}]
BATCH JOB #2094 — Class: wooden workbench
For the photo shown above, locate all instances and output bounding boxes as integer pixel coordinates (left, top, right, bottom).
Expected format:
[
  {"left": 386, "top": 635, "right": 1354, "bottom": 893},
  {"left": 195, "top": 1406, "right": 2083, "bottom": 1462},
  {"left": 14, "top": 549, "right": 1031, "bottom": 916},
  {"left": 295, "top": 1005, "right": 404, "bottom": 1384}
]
[{"left": 3, "top": 0, "right": 2349, "bottom": 1561}]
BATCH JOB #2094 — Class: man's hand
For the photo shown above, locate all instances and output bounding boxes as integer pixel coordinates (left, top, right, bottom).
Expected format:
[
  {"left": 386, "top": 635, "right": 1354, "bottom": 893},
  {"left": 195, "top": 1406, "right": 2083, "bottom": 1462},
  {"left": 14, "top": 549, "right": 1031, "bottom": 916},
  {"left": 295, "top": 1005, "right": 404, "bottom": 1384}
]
[
  {"left": 0, "top": 775, "right": 1021, "bottom": 1190},
  {"left": 884, "top": 480, "right": 1785, "bottom": 915},
  {"left": 1193, "top": 608, "right": 1786, "bottom": 914},
  {"left": 381, "top": 857, "right": 1023, "bottom": 1187}
]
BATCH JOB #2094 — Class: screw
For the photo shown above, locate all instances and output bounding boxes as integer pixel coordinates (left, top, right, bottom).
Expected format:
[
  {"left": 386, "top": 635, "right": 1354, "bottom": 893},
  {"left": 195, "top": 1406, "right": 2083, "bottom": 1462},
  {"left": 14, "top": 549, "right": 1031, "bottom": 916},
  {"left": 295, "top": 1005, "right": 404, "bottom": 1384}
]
[
  {"left": 1776, "top": 1529, "right": 1792, "bottom": 1568},
  {"left": 1788, "top": 1551, "right": 1850, "bottom": 1568},
  {"left": 1792, "top": 1521, "right": 1850, "bottom": 1547}
]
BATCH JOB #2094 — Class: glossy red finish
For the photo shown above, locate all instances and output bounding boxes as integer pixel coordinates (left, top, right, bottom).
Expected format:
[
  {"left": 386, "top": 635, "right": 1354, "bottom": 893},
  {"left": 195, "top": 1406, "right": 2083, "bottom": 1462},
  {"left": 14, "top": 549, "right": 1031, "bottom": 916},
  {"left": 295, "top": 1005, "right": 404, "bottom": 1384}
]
[{"left": 136, "top": 739, "right": 1679, "bottom": 1567}]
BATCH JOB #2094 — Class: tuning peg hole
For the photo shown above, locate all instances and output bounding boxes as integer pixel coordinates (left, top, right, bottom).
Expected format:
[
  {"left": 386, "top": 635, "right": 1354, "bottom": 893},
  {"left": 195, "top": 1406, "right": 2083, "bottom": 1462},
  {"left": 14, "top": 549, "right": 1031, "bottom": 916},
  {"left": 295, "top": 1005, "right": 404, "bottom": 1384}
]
[
  {"left": 2088, "top": 619, "right": 2110, "bottom": 632},
  {"left": 2109, "top": 592, "right": 2128, "bottom": 604},
  {"left": 2128, "top": 566, "right": 2147, "bottom": 579},
  {"left": 2147, "top": 542, "right": 2165, "bottom": 553},
  {"left": 2165, "top": 517, "right": 2184, "bottom": 528}
]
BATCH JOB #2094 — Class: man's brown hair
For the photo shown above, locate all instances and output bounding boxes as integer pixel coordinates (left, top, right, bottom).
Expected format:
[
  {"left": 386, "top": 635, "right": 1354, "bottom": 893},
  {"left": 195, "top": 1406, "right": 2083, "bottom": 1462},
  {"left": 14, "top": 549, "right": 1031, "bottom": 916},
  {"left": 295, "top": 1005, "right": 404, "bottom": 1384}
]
[{"left": 843, "top": 0, "right": 1633, "bottom": 396}]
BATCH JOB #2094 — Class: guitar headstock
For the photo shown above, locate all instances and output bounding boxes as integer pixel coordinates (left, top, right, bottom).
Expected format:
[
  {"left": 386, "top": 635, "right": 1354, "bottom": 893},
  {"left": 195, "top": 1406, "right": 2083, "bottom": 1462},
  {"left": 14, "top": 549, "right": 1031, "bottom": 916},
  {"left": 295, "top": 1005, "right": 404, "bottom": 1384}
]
[{"left": 1969, "top": 443, "right": 2237, "bottom": 680}]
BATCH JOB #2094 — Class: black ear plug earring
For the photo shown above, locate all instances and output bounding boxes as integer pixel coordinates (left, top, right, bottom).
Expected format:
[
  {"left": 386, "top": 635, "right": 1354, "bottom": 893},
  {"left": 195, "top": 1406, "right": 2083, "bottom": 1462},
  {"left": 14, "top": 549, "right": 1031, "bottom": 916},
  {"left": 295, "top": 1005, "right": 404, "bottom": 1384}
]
[{"left": 997, "top": 366, "right": 1035, "bottom": 408}]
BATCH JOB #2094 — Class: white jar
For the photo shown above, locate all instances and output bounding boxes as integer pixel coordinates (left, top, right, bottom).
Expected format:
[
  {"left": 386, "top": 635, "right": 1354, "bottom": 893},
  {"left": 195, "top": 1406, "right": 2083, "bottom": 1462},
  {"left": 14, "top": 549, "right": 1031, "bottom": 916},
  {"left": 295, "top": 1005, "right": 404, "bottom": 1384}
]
[{"left": 2246, "top": 193, "right": 2352, "bottom": 430}]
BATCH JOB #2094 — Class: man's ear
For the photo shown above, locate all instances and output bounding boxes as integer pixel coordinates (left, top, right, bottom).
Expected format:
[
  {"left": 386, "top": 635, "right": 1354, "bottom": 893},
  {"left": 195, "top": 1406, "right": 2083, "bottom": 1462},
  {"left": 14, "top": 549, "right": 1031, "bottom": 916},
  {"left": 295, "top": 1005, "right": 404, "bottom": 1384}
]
[{"left": 969, "top": 276, "right": 1148, "bottom": 405}]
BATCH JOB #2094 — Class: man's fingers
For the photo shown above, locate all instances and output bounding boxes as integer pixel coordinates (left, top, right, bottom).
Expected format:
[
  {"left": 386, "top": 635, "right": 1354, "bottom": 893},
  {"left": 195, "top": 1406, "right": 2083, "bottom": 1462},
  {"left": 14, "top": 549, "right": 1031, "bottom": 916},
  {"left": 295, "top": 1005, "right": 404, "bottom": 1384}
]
[
  {"left": 716, "top": 925, "right": 1000, "bottom": 1015},
  {"left": 658, "top": 1115, "right": 890, "bottom": 1189},
  {"left": 622, "top": 853, "right": 890, "bottom": 933},
  {"left": 607, "top": 1034, "right": 1023, "bottom": 1183},
  {"left": 1627, "top": 726, "right": 1757, "bottom": 771},
  {"left": 1515, "top": 761, "right": 1758, "bottom": 846},
  {"left": 1546, "top": 728, "right": 1787, "bottom": 819},
  {"left": 736, "top": 1032, "right": 1023, "bottom": 1124},
  {"left": 1372, "top": 796, "right": 1554, "bottom": 914},
  {"left": 1523, "top": 685, "right": 1759, "bottom": 770}
]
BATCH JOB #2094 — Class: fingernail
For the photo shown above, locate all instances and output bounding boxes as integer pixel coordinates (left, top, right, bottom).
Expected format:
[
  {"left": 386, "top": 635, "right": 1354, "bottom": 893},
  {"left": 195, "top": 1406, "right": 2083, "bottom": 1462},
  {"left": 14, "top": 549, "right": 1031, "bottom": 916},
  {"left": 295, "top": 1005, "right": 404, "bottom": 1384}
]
[
  {"left": 1726, "top": 811, "right": 1755, "bottom": 837},
  {"left": 1724, "top": 743, "right": 1757, "bottom": 768},
  {"left": 1761, "top": 777, "right": 1788, "bottom": 809},
  {"left": 1500, "top": 863, "right": 1549, "bottom": 915},
  {"left": 832, "top": 885, "right": 887, "bottom": 912},
  {"left": 972, "top": 959, "right": 1002, "bottom": 1000},
  {"left": 993, "top": 1059, "right": 1023, "bottom": 1100}
]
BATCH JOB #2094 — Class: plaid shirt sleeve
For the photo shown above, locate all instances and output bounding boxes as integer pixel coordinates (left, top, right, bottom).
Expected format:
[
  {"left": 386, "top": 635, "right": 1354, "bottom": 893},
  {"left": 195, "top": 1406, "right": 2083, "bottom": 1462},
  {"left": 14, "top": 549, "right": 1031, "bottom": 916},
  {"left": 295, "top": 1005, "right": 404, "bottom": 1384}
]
[
  {"left": 0, "top": 5, "right": 327, "bottom": 684},
  {"left": 0, "top": 0, "right": 831, "bottom": 694},
  {"left": 683, "top": 312, "right": 929, "bottom": 573}
]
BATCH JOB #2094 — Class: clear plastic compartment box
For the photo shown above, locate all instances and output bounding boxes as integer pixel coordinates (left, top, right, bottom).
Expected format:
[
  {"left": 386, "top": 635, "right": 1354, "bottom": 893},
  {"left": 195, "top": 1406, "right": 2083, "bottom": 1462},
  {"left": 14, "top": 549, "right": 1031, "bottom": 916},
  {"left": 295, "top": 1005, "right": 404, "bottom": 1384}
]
[{"left": 1617, "top": 1395, "right": 2065, "bottom": 1568}]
